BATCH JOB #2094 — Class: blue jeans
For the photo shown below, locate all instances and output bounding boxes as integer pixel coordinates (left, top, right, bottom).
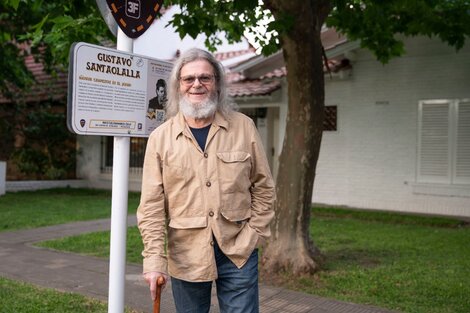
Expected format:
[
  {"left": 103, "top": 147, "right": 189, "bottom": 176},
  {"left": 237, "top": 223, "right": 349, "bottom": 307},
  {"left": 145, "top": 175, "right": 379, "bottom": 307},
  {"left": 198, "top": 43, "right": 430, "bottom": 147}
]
[{"left": 171, "top": 241, "right": 259, "bottom": 313}]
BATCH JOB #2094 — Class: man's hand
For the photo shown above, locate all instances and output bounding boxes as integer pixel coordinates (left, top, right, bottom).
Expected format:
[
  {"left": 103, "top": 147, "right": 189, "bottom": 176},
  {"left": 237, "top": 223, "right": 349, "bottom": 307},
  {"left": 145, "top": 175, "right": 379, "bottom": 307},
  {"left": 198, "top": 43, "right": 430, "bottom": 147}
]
[{"left": 143, "top": 271, "right": 169, "bottom": 300}]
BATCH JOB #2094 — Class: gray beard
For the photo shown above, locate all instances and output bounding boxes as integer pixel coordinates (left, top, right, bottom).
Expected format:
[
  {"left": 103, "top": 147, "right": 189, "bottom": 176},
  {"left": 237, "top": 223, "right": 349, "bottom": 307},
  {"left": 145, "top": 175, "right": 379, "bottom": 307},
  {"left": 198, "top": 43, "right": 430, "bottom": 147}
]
[{"left": 179, "top": 95, "right": 218, "bottom": 119}]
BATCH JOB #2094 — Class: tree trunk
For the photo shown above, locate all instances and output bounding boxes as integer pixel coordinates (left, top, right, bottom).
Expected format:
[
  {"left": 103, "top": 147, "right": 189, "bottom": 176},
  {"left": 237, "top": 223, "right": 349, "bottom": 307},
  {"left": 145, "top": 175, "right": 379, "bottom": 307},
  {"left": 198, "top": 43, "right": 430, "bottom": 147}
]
[{"left": 262, "top": 0, "right": 331, "bottom": 275}]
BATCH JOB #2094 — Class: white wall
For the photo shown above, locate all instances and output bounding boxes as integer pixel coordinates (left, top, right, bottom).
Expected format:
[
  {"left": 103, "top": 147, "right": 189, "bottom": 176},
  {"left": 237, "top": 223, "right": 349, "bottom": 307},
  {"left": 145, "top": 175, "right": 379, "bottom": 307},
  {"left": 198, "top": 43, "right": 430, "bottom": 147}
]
[
  {"left": 6, "top": 180, "right": 87, "bottom": 192},
  {"left": 313, "top": 36, "right": 470, "bottom": 217}
]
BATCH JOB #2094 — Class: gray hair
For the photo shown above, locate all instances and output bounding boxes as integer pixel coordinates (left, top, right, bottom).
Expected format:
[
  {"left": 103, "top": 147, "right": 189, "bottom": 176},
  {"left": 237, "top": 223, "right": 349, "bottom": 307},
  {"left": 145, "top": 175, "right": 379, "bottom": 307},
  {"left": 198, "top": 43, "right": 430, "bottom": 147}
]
[{"left": 165, "top": 48, "right": 236, "bottom": 118}]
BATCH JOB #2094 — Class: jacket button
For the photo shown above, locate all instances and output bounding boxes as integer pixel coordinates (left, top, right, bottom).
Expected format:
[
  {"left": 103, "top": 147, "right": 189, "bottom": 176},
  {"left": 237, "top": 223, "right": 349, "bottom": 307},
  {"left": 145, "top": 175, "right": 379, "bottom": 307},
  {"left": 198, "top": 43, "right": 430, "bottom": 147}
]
[
  {"left": 209, "top": 211, "right": 214, "bottom": 217},
  {"left": 204, "top": 152, "right": 208, "bottom": 158},
  {"left": 206, "top": 181, "right": 211, "bottom": 187},
  {"left": 210, "top": 241, "right": 214, "bottom": 246}
]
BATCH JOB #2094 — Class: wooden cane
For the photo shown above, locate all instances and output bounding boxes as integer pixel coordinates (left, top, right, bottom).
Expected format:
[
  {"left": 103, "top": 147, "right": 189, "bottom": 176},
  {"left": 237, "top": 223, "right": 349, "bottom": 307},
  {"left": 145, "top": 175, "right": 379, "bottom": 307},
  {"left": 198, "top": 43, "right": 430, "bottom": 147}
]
[{"left": 153, "top": 276, "right": 165, "bottom": 313}]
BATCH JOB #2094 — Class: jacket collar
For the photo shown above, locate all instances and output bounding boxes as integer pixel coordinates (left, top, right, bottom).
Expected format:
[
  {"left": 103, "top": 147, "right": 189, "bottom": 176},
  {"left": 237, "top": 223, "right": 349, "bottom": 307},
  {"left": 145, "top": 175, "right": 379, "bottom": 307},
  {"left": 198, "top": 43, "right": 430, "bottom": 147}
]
[{"left": 173, "top": 111, "right": 229, "bottom": 140}]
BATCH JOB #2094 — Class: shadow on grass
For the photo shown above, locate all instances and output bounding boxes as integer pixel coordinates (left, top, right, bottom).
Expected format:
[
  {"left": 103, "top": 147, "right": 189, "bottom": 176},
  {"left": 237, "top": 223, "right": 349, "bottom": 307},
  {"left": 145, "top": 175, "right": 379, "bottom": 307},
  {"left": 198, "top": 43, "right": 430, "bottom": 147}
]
[
  {"left": 313, "top": 206, "right": 469, "bottom": 228},
  {"left": 323, "top": 247, "right": 396, "bottom": 270}
]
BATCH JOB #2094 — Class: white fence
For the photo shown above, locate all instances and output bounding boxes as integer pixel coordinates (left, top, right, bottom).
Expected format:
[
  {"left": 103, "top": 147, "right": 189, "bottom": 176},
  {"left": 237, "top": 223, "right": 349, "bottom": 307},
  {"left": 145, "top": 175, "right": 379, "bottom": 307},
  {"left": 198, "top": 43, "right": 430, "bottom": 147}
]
[
  {"left": 5, "top": 179, "right": 87, "bottom": 192},
  {"left": 0, "top": 162, "right": 5, "bottom": 195}
]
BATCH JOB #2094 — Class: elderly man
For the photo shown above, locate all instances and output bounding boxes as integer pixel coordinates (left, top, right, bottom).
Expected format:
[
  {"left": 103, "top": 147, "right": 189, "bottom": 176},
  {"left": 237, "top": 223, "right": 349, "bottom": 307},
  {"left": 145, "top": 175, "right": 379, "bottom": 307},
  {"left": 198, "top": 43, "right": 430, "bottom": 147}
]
[{"left": 137, "top": 48, "right": 275, "bottom": 313}]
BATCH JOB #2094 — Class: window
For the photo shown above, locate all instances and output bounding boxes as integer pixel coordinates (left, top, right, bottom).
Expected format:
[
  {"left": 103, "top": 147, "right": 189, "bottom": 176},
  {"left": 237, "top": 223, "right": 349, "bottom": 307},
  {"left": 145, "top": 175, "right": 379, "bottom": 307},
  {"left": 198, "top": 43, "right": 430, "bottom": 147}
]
[
  {"left": 239, "top": 108, "right": 268, "bottom": 127},
  {"left": 417, "top": 99, "right": 470, "bottom": 184},
  {"left": 101, "top": 137, "right": 148, "bottom": 174},
  {"left": 241, "top": 106, "right": 337, "bottom": 130},
  {"left": 324, "top": 105, "right": 337, "bottom": 131}
]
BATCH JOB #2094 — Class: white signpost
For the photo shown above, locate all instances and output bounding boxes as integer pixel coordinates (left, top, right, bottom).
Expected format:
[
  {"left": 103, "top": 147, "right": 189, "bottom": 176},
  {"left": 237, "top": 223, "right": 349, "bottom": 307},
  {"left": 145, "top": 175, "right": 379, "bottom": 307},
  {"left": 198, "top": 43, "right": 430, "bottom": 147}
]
[
  {"left": 109, "top": 29, "right": 132, "bottom": 313},
  {"left": 68, "top": 1, "right": 166, "bottom": 311},
  {"left": 68, "top": 34, "right": 171, "bottom": 313},
  {"left": 68, "top": 39, "right": 171, "bottom": 312}
]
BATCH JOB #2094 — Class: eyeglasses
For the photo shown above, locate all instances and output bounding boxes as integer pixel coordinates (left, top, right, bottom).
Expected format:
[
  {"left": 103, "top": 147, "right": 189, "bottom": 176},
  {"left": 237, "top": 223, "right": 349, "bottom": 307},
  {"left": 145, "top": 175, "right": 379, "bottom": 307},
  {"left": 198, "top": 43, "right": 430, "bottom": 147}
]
[{"left": 179, "top": 74, "right": 216, "bottom": 86}]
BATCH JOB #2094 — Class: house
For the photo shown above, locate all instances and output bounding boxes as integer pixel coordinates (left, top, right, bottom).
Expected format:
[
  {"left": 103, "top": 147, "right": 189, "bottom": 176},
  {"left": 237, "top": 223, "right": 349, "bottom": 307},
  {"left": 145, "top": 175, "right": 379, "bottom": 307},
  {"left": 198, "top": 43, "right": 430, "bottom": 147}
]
[
  {"left": 77, "top": 25, "right": 470, "bottom": 218},
  {"left": 229, "top": 29, "right": 470, "bottom": 218},
  {"left": 315, "top": 33, "right": 470, "bottom": 218}
]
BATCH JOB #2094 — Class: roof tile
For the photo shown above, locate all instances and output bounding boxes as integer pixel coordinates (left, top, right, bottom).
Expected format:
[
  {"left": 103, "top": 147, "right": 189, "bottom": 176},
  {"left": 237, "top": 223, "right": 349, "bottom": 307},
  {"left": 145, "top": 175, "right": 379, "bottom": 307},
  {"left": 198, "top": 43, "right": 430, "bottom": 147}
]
[{"left": 2, "top": 30, "right": 351, "bottom": 102}]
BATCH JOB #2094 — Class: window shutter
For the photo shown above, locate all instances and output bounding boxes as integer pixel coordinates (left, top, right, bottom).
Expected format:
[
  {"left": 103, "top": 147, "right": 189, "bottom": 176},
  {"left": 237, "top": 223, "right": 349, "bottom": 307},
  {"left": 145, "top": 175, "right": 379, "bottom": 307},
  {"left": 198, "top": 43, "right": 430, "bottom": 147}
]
[
  {"left": 454, "top": 99, "right": 470, "bottom": 184},
  {"left": 418, "top": 101, "right": 451, "bottom": 183}
]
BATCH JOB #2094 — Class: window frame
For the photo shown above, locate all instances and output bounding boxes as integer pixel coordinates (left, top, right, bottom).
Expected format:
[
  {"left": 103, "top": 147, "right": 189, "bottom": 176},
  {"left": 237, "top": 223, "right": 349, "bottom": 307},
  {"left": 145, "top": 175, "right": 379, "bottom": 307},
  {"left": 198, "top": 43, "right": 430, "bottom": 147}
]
[
  {"left": 417, "top": 98, "right": 470, "bottom": 185},
  {"left": 100, "top": 136, "right": 147, "bottom": 175}
]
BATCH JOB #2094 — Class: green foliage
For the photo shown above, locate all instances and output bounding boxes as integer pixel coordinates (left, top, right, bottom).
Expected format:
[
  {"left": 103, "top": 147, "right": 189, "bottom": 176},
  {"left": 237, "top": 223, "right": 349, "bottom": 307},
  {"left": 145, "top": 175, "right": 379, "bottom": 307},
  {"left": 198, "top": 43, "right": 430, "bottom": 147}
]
[
  {"left": 167, "top": 0, "right": 279, "bottom": 52},
  {"left": 10, "top": 102, "right": 76, "bottom": 179},
  {"left": 3, "top": 0, "right": 21, "bottom": 10},
  {"left": 1, "top": 0, "right": 468, "bottom": 93},
  {"left": 0, "top": 1, "right": 35, "bottom": 95},
  {"left": 0, "top": 0, "right": 114, "bottom": 96},
  {"left": 166, "top": 0, "right": 469, "bottom": 62},
  {"left": 328, "top": 0, "right": 470, "bottom": 63}
]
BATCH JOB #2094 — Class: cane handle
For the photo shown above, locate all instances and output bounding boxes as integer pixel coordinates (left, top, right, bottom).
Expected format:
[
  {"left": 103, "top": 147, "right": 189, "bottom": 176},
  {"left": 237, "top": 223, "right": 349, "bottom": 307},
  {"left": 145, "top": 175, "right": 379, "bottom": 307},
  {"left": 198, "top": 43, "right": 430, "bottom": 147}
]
[{"left": 153, "top": 276, "right": 165, "bottom": 313}]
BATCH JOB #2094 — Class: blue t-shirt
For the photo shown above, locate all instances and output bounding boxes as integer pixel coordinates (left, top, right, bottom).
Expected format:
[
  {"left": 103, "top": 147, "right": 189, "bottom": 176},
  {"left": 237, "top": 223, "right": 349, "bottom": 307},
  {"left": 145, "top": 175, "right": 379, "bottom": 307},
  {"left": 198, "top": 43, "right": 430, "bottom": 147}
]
[{"left": 189, "top": 124, "right": 211, "bottom": 151}]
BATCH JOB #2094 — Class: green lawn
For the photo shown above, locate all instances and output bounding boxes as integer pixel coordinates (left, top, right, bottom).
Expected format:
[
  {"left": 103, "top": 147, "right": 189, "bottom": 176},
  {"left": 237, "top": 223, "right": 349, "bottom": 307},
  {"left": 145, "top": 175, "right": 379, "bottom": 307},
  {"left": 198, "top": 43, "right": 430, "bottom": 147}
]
[
  {"left": 304, "top": 208, "right": 470, "bottom": 313},
  {"left": 37, "top": 227, "right": 144, "bottom": 264},
  {"left": 0, "top": 188, "right": 140, "bottom": 231},
  {"left": 39, "top": 206, "right": 470, "bottom": 313},
  {"left": 0, "top": 277, "right": 140, "bottom": 313}
]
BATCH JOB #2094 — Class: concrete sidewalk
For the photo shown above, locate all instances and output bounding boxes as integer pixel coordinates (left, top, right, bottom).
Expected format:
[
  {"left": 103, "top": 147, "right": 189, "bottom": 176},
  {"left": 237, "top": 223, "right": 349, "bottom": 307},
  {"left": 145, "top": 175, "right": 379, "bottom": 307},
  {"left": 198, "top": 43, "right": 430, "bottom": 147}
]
[{"left": 0, "top": 218, "right": 399, "bottom": 313}]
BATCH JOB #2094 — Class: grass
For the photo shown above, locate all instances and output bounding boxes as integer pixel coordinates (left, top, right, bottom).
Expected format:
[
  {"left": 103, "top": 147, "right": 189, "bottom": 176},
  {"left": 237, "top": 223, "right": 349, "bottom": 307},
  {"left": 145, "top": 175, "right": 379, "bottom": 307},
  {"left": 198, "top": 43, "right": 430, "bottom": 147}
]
[
  {"left": 37, "top": 227, "right": 144, "bottom": 264},
  {"left": 38, "top": 206, "right": 470, "bottom": 313},
  {"left": 0, "top": 188, "right": 140, "bottom": 232},
  {"left": 302, "top": 208, "right": 470, "bottom": 313},
  {"left": 0, "top": 277, "right": 141, "bottom": 313}
]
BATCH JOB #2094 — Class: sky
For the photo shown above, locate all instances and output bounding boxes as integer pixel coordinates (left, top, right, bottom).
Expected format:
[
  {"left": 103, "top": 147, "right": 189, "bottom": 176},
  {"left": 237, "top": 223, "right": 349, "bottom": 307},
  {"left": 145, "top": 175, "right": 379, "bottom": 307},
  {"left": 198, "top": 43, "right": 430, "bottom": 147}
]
[{"left": 133, "top": 6, "right": 251, "bottom": 60}]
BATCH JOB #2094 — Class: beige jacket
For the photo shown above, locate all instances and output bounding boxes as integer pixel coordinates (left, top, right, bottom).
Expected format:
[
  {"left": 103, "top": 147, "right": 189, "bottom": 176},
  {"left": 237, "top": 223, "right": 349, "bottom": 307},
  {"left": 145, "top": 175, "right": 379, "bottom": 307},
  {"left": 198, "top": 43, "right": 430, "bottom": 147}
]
[{"left": 137, "top": 111, "right": 275, "bottom": 282}]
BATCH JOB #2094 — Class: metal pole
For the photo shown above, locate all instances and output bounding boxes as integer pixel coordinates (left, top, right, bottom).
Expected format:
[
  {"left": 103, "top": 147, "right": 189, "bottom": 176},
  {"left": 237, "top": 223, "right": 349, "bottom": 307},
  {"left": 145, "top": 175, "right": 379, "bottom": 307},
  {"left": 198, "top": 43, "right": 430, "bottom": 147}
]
[{"left": 108, "top": 28, "right": 133, "bottom": 313}]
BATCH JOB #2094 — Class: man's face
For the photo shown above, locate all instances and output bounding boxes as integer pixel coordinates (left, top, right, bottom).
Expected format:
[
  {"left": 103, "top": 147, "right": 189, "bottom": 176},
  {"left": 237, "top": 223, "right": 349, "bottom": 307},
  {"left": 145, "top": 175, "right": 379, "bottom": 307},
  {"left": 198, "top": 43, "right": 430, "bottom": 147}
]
[
  {"left": 179, "top": 59, "right": 217, "bottom": 106},
  {"left": 157, "top": 86, "right": 166, "bottom": 102}
]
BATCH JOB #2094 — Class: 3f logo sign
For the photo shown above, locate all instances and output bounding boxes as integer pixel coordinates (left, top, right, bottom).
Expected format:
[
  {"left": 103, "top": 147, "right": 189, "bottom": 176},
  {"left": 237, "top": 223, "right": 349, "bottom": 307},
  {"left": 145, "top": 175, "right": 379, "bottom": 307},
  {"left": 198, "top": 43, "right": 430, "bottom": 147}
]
[
  {"left": 125, "top": 0, "right": 140, "bottom": 19},
  {"left": 105, "top": 0, "right": 163, "bottom": 38}
]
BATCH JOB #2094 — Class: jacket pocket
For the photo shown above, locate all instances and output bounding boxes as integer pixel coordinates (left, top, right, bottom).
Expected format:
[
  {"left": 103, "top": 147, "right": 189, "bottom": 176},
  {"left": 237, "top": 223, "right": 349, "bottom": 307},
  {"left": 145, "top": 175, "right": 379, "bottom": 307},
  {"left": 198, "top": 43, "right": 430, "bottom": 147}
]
[
  {"left": 217, "top": 151, "right": 252, "bottom": 220},
  {"left": 216, "top": 151, "right": 251, "bottom": 193},
  {"left": 168, "top": 216, "right": 207, "bottom": 229},
  {"left": 216, "top": 151, "right": 250, "bottom": 163},
  {"left": 163, "top": 163, "right": 188, "bottom": 209},
  {"left": 167, "top": 216, "right": 209, "bottom": 273},
  {"left": 163, "top": 150, "right": 195, "bottom": 210},
  {"left": 220, "top": 209, "right": 251, "bottom": 223}
]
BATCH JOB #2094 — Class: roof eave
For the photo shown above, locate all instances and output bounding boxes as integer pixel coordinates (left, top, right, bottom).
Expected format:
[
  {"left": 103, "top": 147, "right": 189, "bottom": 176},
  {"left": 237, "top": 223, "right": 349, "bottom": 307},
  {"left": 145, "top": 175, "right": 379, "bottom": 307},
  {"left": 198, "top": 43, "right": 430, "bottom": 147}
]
[
  {"left": 325, "top": 40, "right": 361, "bottom": 59},
  {"left": 230, "top": 50, "right": 284, "bottom": 78},
  {"left": 230, "top": 39, "right": 360, "bottom": 79}
]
